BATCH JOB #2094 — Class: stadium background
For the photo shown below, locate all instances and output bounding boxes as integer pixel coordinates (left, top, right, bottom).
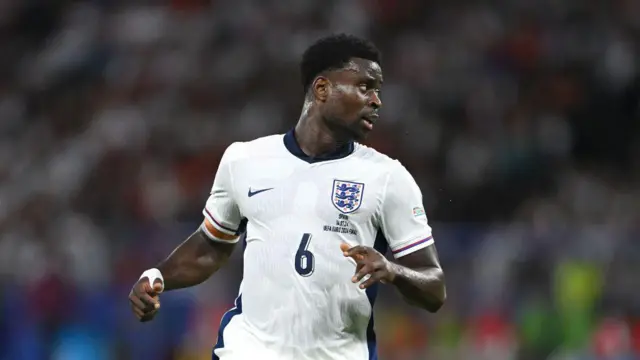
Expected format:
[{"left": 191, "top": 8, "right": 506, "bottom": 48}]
[{"left": 0, "top": 0, "right": 639, "bottom": 359}]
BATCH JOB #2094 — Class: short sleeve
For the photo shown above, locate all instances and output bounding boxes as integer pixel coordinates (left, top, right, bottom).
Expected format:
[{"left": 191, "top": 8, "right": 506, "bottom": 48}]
[
  {"left": 379, "top": 163, "right": 434, "bottom": 258},
  {"left": 201, "top": 143, "right": 245, "bottom": 243}
]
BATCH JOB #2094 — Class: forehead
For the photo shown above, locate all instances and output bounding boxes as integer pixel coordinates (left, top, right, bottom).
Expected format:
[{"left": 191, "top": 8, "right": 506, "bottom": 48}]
[{"left": 335, "top": 58, "right": 383, "bottom": 81}]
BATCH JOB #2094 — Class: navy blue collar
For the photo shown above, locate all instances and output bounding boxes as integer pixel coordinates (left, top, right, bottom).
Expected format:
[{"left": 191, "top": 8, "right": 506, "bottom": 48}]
[{"left": 283, "top": 129, "right": 354, "bottom": 163}]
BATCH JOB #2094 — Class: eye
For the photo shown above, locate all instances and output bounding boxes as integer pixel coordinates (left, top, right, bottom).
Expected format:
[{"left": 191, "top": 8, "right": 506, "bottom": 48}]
[{"left": 359, "top": 84, "right": 368, "bottom": 92}]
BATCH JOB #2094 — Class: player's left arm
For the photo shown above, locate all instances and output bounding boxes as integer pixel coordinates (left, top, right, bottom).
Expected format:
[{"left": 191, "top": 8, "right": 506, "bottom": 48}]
[
  {"left": 342, "top": 242, "right": 445, "bottom": 313},
  {"left": 388, "top": 244, "right": 445, "bottom": 312},
  {"left": 342, "top": 163, "right": 446, "bottom": 312}
]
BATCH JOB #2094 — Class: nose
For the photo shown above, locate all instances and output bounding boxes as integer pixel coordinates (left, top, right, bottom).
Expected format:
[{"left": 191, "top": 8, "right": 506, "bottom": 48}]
[{"left": 369, "top": 92, "right": 381, "bottom": 109}]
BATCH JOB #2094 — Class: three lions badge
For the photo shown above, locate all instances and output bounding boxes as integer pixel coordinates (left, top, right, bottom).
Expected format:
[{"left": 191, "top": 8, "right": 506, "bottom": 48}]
[{"left": 332, "top": 180, "right": 364, "bottom": 214}]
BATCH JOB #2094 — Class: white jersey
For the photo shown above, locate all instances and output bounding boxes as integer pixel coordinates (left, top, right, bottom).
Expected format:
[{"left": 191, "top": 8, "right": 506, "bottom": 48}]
[{"left": 203, "top": 130, "right": 435, "bottom": 360}]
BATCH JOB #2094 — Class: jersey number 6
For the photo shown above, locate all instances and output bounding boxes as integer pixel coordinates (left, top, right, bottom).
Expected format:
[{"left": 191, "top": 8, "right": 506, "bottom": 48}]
[{"left": 295, "top": 233, "right": 315, "bottom": 277}]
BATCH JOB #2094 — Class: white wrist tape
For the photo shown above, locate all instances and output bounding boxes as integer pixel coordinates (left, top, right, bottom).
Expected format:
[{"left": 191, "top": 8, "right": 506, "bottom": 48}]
[{"left": 140, "top": 268, "right": 164, "bottom": 292}]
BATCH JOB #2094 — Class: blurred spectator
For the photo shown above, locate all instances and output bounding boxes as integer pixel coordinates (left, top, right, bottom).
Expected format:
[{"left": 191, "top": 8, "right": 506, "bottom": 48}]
[{"left": 0, "top": 1, "right": 638, "bottom": 359}]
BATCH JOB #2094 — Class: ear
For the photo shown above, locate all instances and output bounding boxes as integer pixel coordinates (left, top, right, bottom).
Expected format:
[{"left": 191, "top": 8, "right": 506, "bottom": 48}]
[{"left": 312, "top": 76, "right": 331, "bottom": 101}]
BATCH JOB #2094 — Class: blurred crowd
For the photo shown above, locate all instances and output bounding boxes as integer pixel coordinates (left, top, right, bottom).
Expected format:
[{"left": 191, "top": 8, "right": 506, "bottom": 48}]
[{"left": 0, "top": 0, "right": 639, "bottom": 359}]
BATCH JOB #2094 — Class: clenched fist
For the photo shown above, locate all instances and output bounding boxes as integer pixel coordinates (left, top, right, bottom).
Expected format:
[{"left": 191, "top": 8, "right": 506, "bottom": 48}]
[{"left": 129, "top": 276, "right": 164, "bottom": 322}]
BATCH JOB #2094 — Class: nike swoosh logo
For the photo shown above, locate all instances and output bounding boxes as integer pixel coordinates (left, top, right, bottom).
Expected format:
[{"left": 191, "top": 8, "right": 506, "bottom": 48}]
[{"left": 248, "top": 187, "right": 274, "bottom": 197}]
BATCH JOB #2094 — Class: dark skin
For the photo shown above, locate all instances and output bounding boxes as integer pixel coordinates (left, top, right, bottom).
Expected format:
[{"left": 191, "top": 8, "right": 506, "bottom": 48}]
[
  {"left": 307, "top": 58, "right": 446, "bottom": 311},
  {"left": 129, "top": 229, "right": 235, "bottom": 322},
  {"left": 295, "top": 58, "right": 383, "bottom": 155},
  {"left": 340, "top": 243, "right": 446, "bottom": 312},
  {"left": 129, "top": 56, "right": 445, "bottom": 322}
]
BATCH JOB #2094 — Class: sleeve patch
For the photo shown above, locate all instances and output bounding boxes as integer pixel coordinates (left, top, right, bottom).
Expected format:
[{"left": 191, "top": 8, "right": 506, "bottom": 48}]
[{"left": 412, "top": 206, "right": 426, "bottom": 217}]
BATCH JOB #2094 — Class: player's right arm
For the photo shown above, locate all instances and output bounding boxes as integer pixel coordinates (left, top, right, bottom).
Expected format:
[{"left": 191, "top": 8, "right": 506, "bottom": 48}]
[{"left": 129, "top": 143, "right": 245, "bottom": 322}]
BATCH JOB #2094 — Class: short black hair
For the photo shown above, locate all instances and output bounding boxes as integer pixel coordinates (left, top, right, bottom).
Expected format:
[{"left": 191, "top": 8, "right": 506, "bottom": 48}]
[{"left": 300, "top": 33, "right": 381, "bottom": 92}]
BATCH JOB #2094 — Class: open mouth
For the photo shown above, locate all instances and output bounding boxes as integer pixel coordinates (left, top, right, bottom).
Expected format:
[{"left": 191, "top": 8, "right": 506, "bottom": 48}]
[
  {"left": 361, "top": 114, "right": 379, "bottom": 129},
  {"left": 361, "top": 117, "right": 374, "bottom": 130}
]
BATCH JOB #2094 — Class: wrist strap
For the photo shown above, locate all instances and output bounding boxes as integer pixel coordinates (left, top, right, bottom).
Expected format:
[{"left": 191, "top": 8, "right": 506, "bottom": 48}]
[{"left": 140, "top": 268, "right": 164, "bottom": 292}]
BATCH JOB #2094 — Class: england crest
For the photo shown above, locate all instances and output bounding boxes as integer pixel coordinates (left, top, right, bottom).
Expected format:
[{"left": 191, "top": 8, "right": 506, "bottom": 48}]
[{"left": 332, "top": 180, "right": 365, "bottom": 214}]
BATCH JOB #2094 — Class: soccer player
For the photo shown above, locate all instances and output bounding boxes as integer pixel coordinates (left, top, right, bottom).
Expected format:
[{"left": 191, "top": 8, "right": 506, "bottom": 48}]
[{"left": 129, "top": 34, "right": 446, "bottom": 360}]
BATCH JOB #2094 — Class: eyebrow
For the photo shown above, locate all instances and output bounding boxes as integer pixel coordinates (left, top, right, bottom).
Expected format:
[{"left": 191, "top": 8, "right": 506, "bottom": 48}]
[{"left": 364, "top": 74, "right": 383, "bottom": 84}]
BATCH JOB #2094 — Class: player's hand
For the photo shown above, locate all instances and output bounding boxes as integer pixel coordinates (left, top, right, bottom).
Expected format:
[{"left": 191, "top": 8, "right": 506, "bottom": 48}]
[
  {"left": 129, "top": 277, "right": 163, "bottom": 322},
  {"left": 340, "top": 243, "right": 396, "bottom": 289}
]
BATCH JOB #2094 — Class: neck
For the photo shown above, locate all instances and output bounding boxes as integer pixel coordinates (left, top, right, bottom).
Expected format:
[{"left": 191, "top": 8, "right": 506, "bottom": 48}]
[
  {"left": 294, "top": 101, "right": 351, "bottom": 157},
  {"left": 295, "top": 109, "right": 352, "bottom": 158}
]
